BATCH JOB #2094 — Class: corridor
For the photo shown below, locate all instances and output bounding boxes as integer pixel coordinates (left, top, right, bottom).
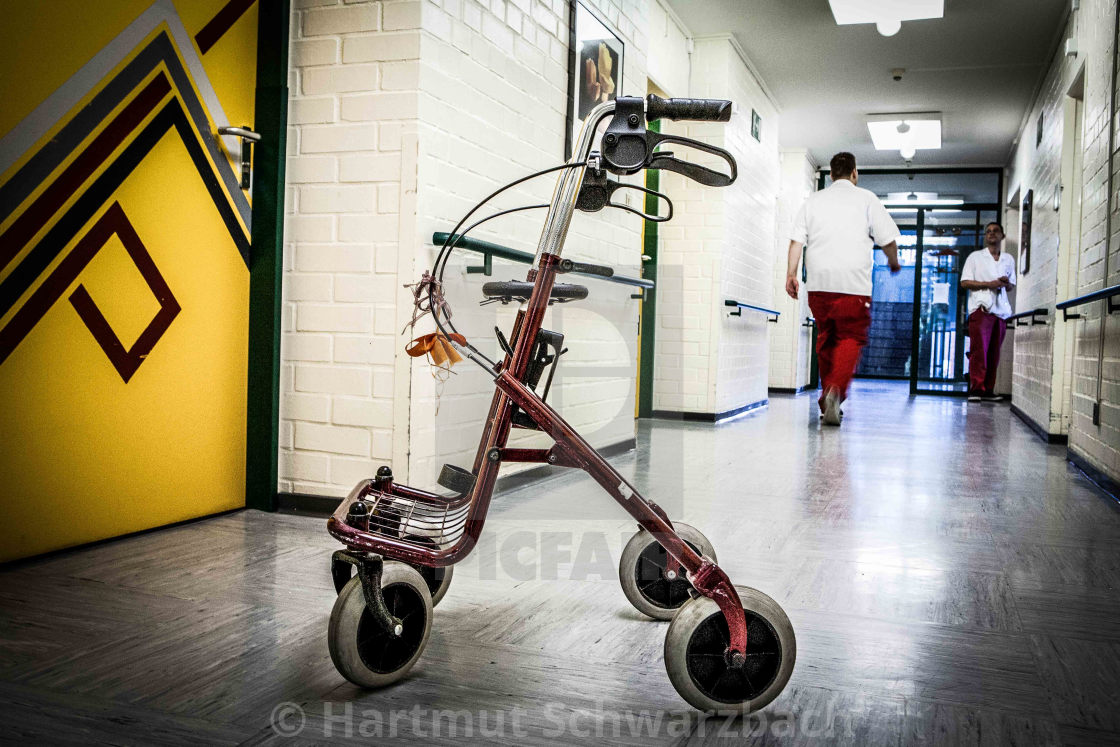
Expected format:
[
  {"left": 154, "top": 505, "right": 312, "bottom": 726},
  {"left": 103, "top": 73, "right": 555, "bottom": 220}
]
[{"left": 2, "top": 382, "right": 1117, "bottom": 744}]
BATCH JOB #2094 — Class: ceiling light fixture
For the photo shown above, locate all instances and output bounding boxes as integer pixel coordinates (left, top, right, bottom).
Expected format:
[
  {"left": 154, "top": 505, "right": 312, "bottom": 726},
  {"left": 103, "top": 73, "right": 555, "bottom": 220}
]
[
  {"left": 886, "top": 192, "right": 939, "bottom": 202},
  {"left": 876, "top": 19, "right": 902, "bottom": 36},
  {"left": 867, "top": 112, "right": 942, "bottom": 152},
  {"left": 882, "top": 198, "right": 964, "bottom": 206},
  {"left": 828, "top": 0, "right": 944, "bottom": 36}
]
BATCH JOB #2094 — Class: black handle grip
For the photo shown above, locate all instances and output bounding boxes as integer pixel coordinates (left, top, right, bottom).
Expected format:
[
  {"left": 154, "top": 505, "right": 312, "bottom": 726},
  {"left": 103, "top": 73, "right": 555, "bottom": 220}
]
[
  {"left": 559, "top": 258, "right": 614, "bottom": 277},
  {"left": 646, "top": 94, "right": 733, "bottom": 123}
]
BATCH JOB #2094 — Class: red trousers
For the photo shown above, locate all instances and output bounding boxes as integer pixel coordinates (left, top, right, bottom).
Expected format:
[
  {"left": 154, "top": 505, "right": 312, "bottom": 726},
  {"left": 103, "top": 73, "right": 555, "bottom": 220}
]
[
  {"left": 808, "top": 292, "right": 871, "bottom": 404},
  {"left": 967, "top": 309, "right": 1007, "bottom": 394}
]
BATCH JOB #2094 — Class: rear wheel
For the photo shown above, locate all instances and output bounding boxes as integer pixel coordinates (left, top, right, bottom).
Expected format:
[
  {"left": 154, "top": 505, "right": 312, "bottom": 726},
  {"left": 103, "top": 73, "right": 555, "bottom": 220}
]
[
  {"left": 403, "top": 535, "right": 453, "bottom": 607},
  {"left": 663, "top": 585, "right": 795, "bottom": 713},
  {"left": 619, "top": 523, "right": 716, "bottom": 620}
]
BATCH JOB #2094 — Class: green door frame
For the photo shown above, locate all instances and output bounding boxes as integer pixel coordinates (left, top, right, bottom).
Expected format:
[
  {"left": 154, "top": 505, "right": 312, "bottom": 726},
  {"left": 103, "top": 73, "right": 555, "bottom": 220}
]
[
  {"left": 637, "top": 120, "right": 660, "bottom": 418},
  {"left": 245, "top": 1, "right": 289, "bottom": 511}
]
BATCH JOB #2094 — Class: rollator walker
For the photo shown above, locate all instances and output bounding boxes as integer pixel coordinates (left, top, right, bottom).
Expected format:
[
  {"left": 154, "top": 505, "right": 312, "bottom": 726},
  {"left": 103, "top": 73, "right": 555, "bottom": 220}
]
[{"left": 325, "top": 94, "right": 796, "bottom": 713}]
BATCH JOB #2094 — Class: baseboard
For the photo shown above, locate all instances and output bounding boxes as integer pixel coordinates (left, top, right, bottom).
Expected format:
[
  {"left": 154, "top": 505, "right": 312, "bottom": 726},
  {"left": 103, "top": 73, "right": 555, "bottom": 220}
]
[
  {"left": 1010, "top": 403, "right": 1068, "bottom": 444},
  {"left": 769, "top": 384, "right": 814, "bottom": 395},
  {"left": 276, "top": 437, "right": 639, "bottom": 517},
  {"left": 1068, "top": 449, "right": 1120, "bottom": 506},
  {"left": 277, "top": 492, "right": 343, "bottom": 516},
  {"left": 651, "top": 398, "right": 767, "bottom": 423},
  {"left": 0, "top": 507, "right": 247, "bottom": 568}
]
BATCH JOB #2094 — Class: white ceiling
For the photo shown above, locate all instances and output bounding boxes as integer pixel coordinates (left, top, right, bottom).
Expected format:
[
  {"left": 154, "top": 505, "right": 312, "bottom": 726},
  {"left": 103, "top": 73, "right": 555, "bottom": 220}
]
[{"left": 662, "top": 0, "right": 1070, "bottom": 168}]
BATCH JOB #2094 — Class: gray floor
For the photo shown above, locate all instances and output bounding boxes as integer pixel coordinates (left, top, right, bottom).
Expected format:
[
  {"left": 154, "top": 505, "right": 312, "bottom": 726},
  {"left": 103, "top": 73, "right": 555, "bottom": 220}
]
[{"left": 2, "top": 381, "right": 1119, "bottom": 745}]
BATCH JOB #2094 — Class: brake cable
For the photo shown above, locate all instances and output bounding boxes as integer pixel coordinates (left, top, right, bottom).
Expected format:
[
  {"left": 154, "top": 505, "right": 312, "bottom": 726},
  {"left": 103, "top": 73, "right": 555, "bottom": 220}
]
[{"left": 425, "top": 161, "right": 588, "bottom": 371}]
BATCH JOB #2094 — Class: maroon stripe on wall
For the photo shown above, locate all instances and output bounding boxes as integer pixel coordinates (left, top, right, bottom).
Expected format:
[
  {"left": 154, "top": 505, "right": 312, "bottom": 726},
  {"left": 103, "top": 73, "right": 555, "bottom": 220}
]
[
  {"left": 67, "top": 206, "right": 180, "bottom": 382},
  {"left": 0, "top": 74, "right": 171, "bottom": 274},
  {"left": 195, "top": 0, "right": 258, "bottom": 55},
  {"left": 0, "top": 203, "right": 125, "bottom": 364},
  {"left": 0, "top": 202, "right": 181, "bottom": 380}
]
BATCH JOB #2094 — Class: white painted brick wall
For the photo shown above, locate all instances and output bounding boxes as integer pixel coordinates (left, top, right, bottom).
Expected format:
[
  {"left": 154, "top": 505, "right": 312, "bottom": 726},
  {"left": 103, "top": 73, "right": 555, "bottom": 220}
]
[
  {"left": 409, "top": 0, "right": 650, "bottom": 486},
  {"left": 714, "top": 39, "right": 780, "bottom": 413},
  {"left": 646, "top": 0, "right": 689, "bottom": 96},
  {"left": 1005, "top": 0, "right": 1120, "bottom": 483},
  {"left": 653, "top": 37, "right": 781, "bottom": 415},
  {"left": 280, "top": 0, "right": 791, "bottom": 494},
  {"left": 280, "top": 0, "right": 419, "bottom": 495},
  {"left": 769, "top": 149, "right": 816, "bottom": 390}
]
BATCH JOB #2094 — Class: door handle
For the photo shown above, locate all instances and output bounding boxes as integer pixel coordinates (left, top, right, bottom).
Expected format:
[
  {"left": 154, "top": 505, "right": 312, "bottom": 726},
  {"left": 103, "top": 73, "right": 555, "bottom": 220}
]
[{"left": 218, "top": 126, "right": 260, "bottom": 190}]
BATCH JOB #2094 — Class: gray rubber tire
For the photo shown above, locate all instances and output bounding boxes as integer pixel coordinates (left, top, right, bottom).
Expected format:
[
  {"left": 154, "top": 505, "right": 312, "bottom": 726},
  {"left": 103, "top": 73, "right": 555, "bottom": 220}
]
[
  {"left": 664, "top": 585, "right": 795, "bottom": 714},
  {"left": 421, "top": 564, "right": 453, "bottom": 607},
  {"left": 400, "top": 535, "right": 454, "bottom": 608},
  {"left": 328, "top": 562, "right": 433, "bottom": 688},
  {"left": 619, "top": 523, "right": 716, "bottom": 620}
]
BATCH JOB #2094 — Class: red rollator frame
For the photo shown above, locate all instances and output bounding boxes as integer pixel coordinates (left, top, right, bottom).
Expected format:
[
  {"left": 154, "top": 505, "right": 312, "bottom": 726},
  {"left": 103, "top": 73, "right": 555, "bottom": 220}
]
[{"left": 325, "top": 95, "right": 795, "bottom": 713}]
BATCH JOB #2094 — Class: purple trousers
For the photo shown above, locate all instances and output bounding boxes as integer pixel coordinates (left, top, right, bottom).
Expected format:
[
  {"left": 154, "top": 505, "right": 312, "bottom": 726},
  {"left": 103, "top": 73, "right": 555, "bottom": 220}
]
[{"left": 967, "top": 308, "right": 1007, "bottom": 394}]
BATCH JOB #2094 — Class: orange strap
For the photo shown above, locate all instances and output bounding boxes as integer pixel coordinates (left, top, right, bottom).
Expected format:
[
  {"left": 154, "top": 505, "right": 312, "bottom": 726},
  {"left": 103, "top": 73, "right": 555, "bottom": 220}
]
[{"left": 405, "top": 332, "right": 467, "bottom": 368}]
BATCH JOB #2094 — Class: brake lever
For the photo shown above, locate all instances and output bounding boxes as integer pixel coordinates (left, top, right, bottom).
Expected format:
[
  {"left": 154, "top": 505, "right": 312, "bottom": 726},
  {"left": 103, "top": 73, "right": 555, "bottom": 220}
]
[
  {"left": 576, "top": 168, "right": 674, "bottom": 222},
  {"left": 646, "top": 132, "right": 737, "bottom": 187},
  {"left": 648, "top": 152, "right": 733, "bottom": 188}
]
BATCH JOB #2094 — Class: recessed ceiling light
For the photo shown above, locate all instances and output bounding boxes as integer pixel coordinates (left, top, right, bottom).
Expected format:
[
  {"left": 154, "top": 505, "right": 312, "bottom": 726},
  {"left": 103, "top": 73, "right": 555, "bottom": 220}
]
[
  {"left": 882, "top": 198, "right": 964, "bottom": 206},
  {"left": 867, "top": 113, "right": 942, "bottom": 150},
  {"left": 829, "top": 0, "right": 944, "bottom": 36},
  {"left": 886, "top": 192, "right": 937, "bottom": 202}
]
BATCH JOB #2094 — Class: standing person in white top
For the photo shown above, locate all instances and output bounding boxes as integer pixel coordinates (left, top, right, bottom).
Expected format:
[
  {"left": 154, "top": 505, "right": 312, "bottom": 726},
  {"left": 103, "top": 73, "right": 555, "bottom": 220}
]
[
  {"left": 786, "top": 152, "right": 902, "bottom": 426},
  {"left": 960, "top": 221, "right": 1016, "bottom": 402}
]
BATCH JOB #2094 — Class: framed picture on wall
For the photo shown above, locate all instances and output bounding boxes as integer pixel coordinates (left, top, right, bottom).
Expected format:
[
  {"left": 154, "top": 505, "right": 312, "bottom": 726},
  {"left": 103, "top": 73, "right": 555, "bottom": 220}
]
[
  {"left": 565, "top": 0, "right": 624, "bottom": 158},
  {"left": 1020, "top": 189, "right": 1032, "bottom": 275}
]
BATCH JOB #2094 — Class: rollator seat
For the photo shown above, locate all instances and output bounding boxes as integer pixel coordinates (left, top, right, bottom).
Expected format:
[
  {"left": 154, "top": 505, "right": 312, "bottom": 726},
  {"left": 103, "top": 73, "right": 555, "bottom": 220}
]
[{"left": 481, "top": 280, "right": 588, "bottom": 302}]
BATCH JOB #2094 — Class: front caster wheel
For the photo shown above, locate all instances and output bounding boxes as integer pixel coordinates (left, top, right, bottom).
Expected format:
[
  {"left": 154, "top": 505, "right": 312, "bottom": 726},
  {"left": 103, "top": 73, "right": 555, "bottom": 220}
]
[
  {"left": 619, "top": 523, "right": 716, "bottom": 620},
  {"left": 328, "top": 562, "right": 433, "bottom": 688},
  {"left": 664, "top": 585, "right": 795, "bottom": 714}
]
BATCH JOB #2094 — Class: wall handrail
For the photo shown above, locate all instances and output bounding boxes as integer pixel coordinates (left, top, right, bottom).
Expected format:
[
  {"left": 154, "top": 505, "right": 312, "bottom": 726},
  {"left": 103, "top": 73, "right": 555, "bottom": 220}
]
[
  {"left": 1005, "top": 307, "right": 1049, "bottom": 328},
  {"left": 1055, "top": 283, "right": 1120, "bottom": 320},
  {"left": 802, "top": 317, "right": 816, "bottom": 328},
  {"left": 724, "top": 299, "right": 779, "bottom": 322},
  {"left": 432, "top": 232, "right": 654, "bottom": 289}
]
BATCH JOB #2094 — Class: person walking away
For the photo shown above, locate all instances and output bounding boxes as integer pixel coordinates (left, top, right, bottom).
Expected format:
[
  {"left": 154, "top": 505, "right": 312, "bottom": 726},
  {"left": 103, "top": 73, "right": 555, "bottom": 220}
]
[
  {"left": 785, "top": 152, "right": 901, "bottom": 426},
  {"left": 960, "top": 221, "right": 1015, "bottom": 402}
]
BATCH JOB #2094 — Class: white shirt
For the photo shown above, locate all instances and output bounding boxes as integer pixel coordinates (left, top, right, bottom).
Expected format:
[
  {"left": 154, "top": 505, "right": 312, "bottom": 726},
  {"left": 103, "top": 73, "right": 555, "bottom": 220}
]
[
  {"left": 961, "top": 248, "right": 1016, "bottom": 318},
  {"left": 791, "top": 179, "right": 901, "bottom": 297}
]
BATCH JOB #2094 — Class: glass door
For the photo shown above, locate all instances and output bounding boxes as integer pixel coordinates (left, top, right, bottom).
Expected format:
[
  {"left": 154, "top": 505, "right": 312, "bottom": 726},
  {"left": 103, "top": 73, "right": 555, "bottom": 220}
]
[{"left": 910, "top": 207, "right": 998, "bottom": 395}]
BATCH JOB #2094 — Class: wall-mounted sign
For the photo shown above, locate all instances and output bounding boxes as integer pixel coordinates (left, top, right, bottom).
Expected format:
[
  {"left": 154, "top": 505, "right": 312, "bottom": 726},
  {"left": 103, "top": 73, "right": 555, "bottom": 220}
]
[{"left": 1020, "top": 188, "right": 1033, "bottom": 275}]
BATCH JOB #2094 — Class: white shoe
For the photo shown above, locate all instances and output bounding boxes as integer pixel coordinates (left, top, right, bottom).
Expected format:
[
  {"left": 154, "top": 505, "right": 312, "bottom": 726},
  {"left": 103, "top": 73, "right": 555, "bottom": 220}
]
[{"left": 822, "top": 389, "right": 842, "bottom": 426}]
